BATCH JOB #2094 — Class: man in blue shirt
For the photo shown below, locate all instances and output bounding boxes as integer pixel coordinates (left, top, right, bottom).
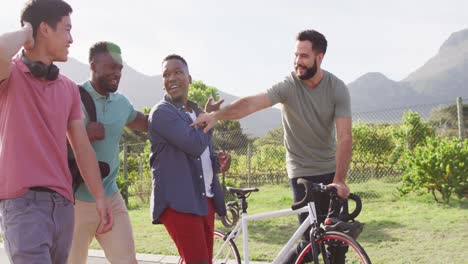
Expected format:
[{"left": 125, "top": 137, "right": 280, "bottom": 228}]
[
  {"left": 149, "top": 54, "right": 230, "bottom": 264},
  {"left": 69, "top": 42, "right": 148, "bottom": 264}
]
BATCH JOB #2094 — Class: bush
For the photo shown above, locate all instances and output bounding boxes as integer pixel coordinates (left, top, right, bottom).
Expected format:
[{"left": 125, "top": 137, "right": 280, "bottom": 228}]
[
  {"left": 118, "top": 142, "right": 152, "bottom": 204},
  {"left": 399, "top": 137, "right": 468, "bottom": 203}
]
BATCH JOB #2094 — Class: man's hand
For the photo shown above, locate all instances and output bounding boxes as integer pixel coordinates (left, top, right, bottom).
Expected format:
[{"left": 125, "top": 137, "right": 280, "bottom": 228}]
[
  {"left": 22, "top": 22, "right": 34, "bottom": 50},
  {"left": 192, "top": 113, "right": 218, "bottom": 133},
  {"left": 327, "top": 181, "right": 350, "bottom": 199},
  {"left": 205, "top": 96, "right": 224, "bottom": 113},
  {"left": 95, "top": 197, "right": 113, "bottom": 235},
  {"left": 218, "top": 151, "right": 231, "bottom": 173},
  {"left": 87, "top": 122, "right": 105, "bottom": 141}
]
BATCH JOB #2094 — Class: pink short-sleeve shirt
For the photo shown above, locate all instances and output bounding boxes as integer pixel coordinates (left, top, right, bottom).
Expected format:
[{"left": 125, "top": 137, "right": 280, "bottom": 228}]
[{"left": 0, "top": 56, "right": 83, "bottom": 201}]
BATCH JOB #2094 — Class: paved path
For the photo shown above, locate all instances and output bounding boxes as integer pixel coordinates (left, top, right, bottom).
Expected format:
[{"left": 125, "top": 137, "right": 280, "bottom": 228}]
[
  {"left": 1, "top": 244, "right": 270, "bottom": 263},
  {"left": 0, "top": 244, "right": 179, "bottom": 263}
]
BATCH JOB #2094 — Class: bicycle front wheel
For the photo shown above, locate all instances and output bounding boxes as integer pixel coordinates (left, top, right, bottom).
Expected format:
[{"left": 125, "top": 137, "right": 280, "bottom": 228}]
[
  {"left": 295, "top": 231, "right": 371, "bottom": 264},
  {"left": 212, "top": 230, "right": 241, "bottom": 264}
]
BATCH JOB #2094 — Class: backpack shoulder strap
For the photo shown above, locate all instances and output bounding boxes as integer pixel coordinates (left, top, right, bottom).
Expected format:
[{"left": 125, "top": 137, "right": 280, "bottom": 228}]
[{"left": 78, "top": 85, "right": 97, "bottom": 122}]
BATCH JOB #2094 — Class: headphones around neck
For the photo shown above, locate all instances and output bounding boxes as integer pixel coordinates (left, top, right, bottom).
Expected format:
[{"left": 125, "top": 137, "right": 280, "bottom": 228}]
[{"left": 21, "top": 52, "right": 60, "bottom": 81}]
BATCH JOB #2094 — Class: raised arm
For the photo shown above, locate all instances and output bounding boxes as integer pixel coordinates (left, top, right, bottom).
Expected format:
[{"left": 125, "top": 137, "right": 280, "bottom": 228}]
[
  {"left": 0, "top": 23, "right": 34, "bottom": 82},
  {"left": 67, "top": 119, "right": 113, "bottom": 234},
  {"left": 193, "top": 93, "right": 273, "bottom": 133}
]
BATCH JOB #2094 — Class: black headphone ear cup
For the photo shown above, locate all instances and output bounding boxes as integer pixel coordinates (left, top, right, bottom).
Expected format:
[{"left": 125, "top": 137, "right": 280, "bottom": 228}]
[
  {"left": 29, "top": 61, "right": 49, "bottom": 78},
  {"left": 46, "top": 64, "right": 60, "bottom": 81},
  {"left": 21, "top": 52, "right": 60, "bottom": 80}
]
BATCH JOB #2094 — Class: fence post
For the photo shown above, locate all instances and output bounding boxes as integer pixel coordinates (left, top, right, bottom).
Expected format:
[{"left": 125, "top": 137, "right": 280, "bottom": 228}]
[
  {"left": 222, "top": 172, "right": 225, "bottom": 189},
  {"left": 247, "top": 143, "right": 251, "bottom": 187},
  {"left": 122, "top": 143, "right": 129, "bottom": 207},
  {"left": 139, "top": 155, "right": 143, "bottom": 195},
  {"left": 405, "top": 126, "right": 411, "bottom": 150},
  {"left": 457, "top": 97, "right": 465, "bottom": 140}
]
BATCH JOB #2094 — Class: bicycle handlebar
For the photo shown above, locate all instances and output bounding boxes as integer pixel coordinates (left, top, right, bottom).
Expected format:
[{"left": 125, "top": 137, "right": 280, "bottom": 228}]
[
  {"left": 291, "top": 179, "right": 325, "bottom": 210},
  {"left": 291, "top": 178, "right": 362, "bottom": 221},
  {"left": 341, "top": 193, "right": 362, "bottom": 221}
]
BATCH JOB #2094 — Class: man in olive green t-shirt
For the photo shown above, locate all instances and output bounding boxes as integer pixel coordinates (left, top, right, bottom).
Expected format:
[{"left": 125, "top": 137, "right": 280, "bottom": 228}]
[{"left": 193, "top": 29, "right": 352, "bottom": 263}]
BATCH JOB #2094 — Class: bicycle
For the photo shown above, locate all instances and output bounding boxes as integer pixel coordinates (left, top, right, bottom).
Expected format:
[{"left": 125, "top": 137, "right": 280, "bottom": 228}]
[{"left": 204, "top": 178, "right": 371, "bottom": 264}]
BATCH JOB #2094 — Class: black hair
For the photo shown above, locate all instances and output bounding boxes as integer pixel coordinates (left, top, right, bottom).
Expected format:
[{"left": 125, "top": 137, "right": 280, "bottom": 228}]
[
  {"left": 21, "top": 0, "right": 73, "bottom": 38},
  {"left": 88, "top": 41, "right": 122, "bottom": 63},
  {"left": 162, "top": 54, "right": 188, "bottom": 68},
  {"left": 296, "top": 30, "right": 327, "bottom": 55}
]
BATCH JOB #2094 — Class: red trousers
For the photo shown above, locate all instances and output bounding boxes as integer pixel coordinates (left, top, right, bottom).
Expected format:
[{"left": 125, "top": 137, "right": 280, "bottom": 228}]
[{"left": 160, "top": 199, "right": 215, "bottom": 264}]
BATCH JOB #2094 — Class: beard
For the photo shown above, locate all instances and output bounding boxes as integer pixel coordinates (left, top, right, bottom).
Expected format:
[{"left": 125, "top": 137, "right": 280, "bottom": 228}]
[
  {"left": 98, "top": 77, "right": 118, "bottom": 93},
  {"left": 296, "top": 58, "right": 318, "bottom": 80}
]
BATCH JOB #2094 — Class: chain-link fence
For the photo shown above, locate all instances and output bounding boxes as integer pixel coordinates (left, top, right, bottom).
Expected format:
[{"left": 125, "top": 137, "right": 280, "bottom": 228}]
[
  {"left": 118, "top": 143, "right": 151, "bottom": 206},
  {"left": 119, "top": 97, "right": 467, "bottom": 202}
]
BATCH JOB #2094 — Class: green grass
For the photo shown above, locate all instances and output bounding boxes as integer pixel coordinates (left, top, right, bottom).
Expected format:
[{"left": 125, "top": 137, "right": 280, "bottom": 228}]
[{"left": 91, "top": 180, "right": 467, "bottom": 263}]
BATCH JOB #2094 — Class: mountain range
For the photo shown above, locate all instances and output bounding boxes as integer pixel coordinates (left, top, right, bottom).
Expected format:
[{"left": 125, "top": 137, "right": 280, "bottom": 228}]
[
  {"left": 348, "top": 28, "right": 468, "bottom": 112},
  {"left": 57, "top": 28, "right": 468, "bottom": 136}
]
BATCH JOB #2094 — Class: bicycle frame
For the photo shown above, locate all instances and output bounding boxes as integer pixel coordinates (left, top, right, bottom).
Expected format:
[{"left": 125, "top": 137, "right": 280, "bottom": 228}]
[{"left": 216, "top": 201, "right": 318, "bottom": 264}]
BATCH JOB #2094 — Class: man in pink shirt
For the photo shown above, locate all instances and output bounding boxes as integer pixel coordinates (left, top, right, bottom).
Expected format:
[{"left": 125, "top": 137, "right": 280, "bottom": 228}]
[{"left": 0, "top": 0, "right": 113, "bottom": 263}]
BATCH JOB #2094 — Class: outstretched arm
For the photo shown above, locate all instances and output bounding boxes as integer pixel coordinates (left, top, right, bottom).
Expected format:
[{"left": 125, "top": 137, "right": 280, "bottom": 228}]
[
  {"left": 193, "top": 93, "right": 273, "bottom": 133},
  {"left": 0, "top": 22, "right": 34, "bottom": 82}
]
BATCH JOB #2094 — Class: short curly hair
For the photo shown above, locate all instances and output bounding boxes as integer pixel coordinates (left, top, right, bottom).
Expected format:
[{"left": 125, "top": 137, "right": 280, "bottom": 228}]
[
  {"left": 162, "top": 54, "right": 188, "bottom": 68},
  {"left": 88, "top": 41, "right": 122, "bottom": 63}
]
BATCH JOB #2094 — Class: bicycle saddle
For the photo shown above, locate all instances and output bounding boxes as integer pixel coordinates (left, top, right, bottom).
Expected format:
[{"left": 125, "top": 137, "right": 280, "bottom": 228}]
[{"left": 226, "top": 187, "right": 259, "bottom": 197}]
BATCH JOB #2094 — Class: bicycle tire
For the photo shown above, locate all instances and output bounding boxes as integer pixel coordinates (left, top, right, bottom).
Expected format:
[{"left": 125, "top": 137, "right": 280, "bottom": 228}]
[
  {"left": 213, "top": 230, "right": 241, "bottom": 264},
  {"left": 295, "top": 231, "right": 371, "bottom": 264},
  {"left": 177, "top": 230, "right": 241, "bottom": 264}
]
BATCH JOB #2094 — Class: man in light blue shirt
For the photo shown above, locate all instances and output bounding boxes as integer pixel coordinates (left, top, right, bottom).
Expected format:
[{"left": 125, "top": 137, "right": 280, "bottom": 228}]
[{"left": 69, "top": 42, "right": 148, "bottom": 264}]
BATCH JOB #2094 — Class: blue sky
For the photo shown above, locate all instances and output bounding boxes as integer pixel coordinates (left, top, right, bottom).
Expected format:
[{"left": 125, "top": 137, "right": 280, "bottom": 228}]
[{"left": 1, "top": 0, "right": 467, "bottom": 96}]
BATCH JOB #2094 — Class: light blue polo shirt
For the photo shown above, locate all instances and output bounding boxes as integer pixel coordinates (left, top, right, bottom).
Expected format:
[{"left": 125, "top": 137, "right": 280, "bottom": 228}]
[{"left": 75, "top": 81, "right": 137, "bottom": 202}]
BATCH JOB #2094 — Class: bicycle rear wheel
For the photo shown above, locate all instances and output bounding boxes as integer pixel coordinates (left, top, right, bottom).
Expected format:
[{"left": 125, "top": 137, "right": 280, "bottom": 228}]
[
  {"left": 178, "top": 230, "right": 241, "bottom": 264},
  {"left": 295, "top": 231, "right": 371, "bottom": 264},
  {"left": 212, "top": 230, "right": 241, "bottom": 264}
]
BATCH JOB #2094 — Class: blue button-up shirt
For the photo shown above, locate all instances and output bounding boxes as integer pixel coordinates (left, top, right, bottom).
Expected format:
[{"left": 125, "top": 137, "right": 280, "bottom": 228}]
[{"left": 149, "top": 95, "right": 226, "bottom": 224}]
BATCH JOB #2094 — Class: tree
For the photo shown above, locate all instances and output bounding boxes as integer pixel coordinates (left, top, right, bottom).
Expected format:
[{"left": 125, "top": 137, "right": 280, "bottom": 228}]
[
  {"left": 399, "top": 137, "right": 468, "bottom": 203},
  {"left": 189, "top": 80, "right": 220, "bottom": 106},
  {"left": 429, "top": 104, "right": 468, "bottom": 137},
  {"left": 396, "top": 111, "right": 434, "bottom": 151},
  {"left": 350, "top": 120, "right": 398, "bottom": 180},
  {"left": 142, "top": 106, "right": 151, "bottom": 115},
  {"left": 254, "top": 126, "right": 284, "bottom": 146},
  {"left": 214, "top": 120, "right": 251, "bottom": 152}
]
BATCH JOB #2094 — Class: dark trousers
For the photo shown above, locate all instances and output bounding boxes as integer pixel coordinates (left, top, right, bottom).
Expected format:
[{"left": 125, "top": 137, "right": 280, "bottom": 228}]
[
  {"left": 284, "top": 173, "right": 346, "bottom": 264},
  {"left": 290, "top": 173, "right": 335, "bottom": 241}
]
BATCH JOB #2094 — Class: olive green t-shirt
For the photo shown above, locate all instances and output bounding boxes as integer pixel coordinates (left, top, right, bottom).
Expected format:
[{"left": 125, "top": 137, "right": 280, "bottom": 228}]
[{"left": 266, "top": 70, "right": 351, "bottom": 178}]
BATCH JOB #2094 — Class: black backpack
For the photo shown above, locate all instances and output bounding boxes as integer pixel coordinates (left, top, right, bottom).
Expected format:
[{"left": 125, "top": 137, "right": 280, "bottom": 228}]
[{"left": 68, "top": 85, "right": 110, "bottom": 193}]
